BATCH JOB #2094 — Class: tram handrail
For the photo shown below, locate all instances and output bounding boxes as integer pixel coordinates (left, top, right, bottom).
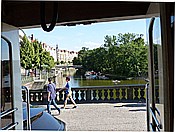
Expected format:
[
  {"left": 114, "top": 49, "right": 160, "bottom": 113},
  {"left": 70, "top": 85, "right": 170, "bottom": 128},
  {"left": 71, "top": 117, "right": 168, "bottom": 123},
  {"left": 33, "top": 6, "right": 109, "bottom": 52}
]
[
  {"left": 150, "top": 123, "right": 159, "bottom": 131},
  {"left": 22, "top": 86, "right": 31, "bottom": 130},
  {"left": 155, "top": 107, "right": 161, "bottom": 116},
  {"left": 2, "top": 122, "right": 19, "bottom": 130},
  {"left": 0, "top": 107, "right": 18, "bottom": 118},
  {"left": 150, "top": 107, "right": 162, "bottom": 130},
  {"left": 145, "top": 81, "right": 150, "bottom": 131},
  {"left": 150, "top": 123, "right": 153, "bottom": 131}
]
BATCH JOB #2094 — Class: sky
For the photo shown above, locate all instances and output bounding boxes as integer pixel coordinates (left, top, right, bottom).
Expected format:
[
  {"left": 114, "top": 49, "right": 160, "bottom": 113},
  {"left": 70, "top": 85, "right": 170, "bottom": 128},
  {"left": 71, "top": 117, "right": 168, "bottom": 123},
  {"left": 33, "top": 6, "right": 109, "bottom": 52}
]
[{"left": 23, "top": 18, "right": 147, "bottom": 52}]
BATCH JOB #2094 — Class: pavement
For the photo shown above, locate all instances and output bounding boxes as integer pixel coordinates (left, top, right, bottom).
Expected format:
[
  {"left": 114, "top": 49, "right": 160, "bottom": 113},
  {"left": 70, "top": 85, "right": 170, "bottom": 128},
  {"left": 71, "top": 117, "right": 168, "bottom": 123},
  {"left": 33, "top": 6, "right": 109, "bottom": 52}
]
[{"left": 38, "top": 103, "right": 147, "bottom": 131}]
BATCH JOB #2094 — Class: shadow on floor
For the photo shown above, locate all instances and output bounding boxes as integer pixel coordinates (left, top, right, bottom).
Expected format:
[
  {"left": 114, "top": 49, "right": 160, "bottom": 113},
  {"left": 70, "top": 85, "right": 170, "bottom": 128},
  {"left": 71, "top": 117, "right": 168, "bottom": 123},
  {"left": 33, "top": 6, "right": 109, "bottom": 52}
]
[
  {"left": 129, "top": 109, "right": 146, "bottom": 112},
  {"left": 114, "top": 103, "right": 146, "bottom": 108}
]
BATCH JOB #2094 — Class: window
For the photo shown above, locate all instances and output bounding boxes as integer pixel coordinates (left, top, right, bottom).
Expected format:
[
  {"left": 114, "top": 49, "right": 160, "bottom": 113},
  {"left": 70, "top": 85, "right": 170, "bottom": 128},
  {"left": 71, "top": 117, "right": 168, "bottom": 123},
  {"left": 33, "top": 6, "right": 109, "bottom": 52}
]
[{"left": 1, "top": 36, "right": 14, "bottom": 129}]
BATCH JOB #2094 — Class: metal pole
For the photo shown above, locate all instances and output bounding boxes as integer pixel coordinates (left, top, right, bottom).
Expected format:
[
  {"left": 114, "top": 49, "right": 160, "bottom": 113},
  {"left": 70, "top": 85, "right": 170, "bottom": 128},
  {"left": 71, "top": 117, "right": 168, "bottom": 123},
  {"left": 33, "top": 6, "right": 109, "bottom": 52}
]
[
  {"left": 146, "top": 82, "right": 150, "bottom": 131},
  {"left": 26, "top": 87, "right": 31, "bottom": 130},
  {"left": 22, "top": 86, "right": 31, "bottom": 130},
  {"left": 148, "top": 17, "right": 156, "bottom": 131}
]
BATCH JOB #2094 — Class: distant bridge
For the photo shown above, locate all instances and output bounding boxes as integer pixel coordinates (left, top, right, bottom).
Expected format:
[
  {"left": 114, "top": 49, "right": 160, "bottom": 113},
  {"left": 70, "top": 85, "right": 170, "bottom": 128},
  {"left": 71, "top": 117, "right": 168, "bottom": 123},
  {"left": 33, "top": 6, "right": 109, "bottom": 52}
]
[{"left": 55, "top": 65, "right": 82, "bottom": 69}]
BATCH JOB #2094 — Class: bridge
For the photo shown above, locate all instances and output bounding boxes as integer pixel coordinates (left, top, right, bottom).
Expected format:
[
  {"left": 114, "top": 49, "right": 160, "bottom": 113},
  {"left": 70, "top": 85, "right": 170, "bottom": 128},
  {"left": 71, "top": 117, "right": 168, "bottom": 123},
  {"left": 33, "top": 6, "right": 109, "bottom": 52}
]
[
  {"left": 37, "top": 103, "right": 146, "bottom": 131},
  {"left": 22, "top": 84, "right": 158, "bottom": 131},
  {"left": 55, "top": 65, "right": 82, "bottom": 69}
]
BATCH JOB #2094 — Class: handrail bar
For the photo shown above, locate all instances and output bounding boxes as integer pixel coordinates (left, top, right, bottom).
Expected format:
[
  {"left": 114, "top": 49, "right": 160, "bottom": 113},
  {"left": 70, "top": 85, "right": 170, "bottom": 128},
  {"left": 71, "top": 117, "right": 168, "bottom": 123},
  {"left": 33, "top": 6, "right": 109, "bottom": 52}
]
[
  {"left": 0, "top": 108, "right": 18, "bottom": 118},
  {"left": 22, "top": 86, "right": 31, "bottom": 130},
  {"left": 148, "top": 16, "right": 156, "bottom": 131},
  {"left": 1, "top": 122, "right": 19, "bottom": 130},
  {"left": 66, "top": 84, "right": 145, "bottom": 89},
  {"left": 150, "top": 107, "right": 162, "bottom": 129},
  {"left": 150, "top": 123, "right": 160, "bottom": 132},
  {"left": 155, "top": 107, "right": 161, "bottom": 116},
  {"left": 56, "top": 84, "right": 146, "bottom": 91},
  {"left": 145, "top": 82, "right": 150, "bottom": 131},
  {"left": 150, "top": 123, "right": 153, "bottom": 131}
]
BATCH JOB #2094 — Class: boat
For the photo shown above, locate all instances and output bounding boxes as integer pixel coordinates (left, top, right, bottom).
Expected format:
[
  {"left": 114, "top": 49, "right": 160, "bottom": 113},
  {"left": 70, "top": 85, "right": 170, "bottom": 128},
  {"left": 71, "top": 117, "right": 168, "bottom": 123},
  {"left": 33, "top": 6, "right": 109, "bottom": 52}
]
[
  {"left": 85, "top": 71, "right": 97, "bottom": 79},
  {"left": 112, "top": 80, "right": 121, "bottom": 85}
]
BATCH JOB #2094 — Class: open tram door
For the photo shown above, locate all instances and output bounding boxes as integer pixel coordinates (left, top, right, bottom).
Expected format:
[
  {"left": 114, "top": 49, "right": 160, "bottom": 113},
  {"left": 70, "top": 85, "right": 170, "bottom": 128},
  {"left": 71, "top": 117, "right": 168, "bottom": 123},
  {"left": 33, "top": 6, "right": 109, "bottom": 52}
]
[
  {"left": 146, "top": 3, "right": 174, "bottom": 131},
  {"left": 1, "top": 24, "right": 23, "bottom": 129}
]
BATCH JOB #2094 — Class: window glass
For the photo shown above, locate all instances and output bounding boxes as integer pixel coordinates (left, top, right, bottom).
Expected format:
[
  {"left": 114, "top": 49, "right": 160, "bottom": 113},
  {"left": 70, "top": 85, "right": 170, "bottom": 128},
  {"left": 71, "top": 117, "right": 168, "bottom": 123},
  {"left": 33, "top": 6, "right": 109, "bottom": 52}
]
[{"left": 1, "top": 37, "right": 13, "bottom": 129}]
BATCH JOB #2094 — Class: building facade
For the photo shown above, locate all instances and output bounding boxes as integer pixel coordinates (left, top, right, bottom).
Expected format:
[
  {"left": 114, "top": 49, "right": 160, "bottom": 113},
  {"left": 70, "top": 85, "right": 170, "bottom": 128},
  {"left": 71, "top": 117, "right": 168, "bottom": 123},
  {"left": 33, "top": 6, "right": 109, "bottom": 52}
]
[
  {"left": 42, "top": 42, "right": 57, "bottom": 62},
  {"left": 56, "top": 45, "right": 78, "bottom": 64},
  {"left": 19, "top": 33, "right": 78, "bottom": 65},
  {"left": 42, "top": 43, "right": 78, "bottom": 65}
]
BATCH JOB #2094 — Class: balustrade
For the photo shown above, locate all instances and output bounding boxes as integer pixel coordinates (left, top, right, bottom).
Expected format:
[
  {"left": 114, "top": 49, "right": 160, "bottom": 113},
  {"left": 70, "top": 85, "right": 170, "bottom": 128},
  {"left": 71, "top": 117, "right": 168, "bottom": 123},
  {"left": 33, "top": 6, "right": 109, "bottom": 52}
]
[{"left": 22, "top": 84, "right": 160, "bottom": 105}]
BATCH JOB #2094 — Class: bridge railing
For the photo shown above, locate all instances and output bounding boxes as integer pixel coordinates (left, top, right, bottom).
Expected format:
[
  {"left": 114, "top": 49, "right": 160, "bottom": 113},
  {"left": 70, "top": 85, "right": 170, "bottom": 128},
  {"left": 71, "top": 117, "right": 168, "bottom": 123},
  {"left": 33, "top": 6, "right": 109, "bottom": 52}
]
[
  {"left": 21, "top": 76, "right": 34, "bottom": 85},
  {"left": 22, "top": 85, "right": 159, "bottom": 105}
]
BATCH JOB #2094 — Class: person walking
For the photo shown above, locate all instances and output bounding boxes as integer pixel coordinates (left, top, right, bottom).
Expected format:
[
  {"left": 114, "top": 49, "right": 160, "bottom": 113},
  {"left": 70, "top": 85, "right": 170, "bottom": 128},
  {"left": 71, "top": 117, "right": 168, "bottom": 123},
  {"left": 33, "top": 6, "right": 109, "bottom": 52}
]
[
  {"left": 47, "top": 78, "right": 60, "bottom": 115},
  {"left": 60, "top": 76, "right": 77, "bottom": 109}
]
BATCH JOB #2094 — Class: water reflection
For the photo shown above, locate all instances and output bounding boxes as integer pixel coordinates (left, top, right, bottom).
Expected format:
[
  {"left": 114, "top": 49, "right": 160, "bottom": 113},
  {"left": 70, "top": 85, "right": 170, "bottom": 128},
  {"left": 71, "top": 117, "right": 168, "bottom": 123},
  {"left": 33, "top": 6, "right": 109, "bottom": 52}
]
[
  {"left": 55, "top": 68, "right": 146, "bottom": 88},
  {"left": 56, "top": 69, "right": 78, "bottom": 88},
  {"left": 55, "top": 68, "right": 114, "bottom": 88}
]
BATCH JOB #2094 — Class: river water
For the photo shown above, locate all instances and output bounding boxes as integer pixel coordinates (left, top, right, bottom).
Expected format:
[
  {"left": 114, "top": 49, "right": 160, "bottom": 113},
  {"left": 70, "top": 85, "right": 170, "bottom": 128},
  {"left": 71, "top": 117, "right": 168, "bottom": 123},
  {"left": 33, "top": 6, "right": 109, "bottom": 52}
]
[{"left": 56, "top": 68, "right": 146, "bottom": 88}]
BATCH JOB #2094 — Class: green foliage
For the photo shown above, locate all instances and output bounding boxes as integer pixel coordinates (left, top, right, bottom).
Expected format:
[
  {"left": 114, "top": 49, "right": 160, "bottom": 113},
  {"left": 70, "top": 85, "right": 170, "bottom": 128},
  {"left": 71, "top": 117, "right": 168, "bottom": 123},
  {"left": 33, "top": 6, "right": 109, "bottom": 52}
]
[
  {"left": 73, "top": 33, "right": 148, "bottom": 78},
  {"left": 20, "top": 35, "right": 34, "bottom": 69},
  {"left": 32, "top": 40, "right": 42, "bottom": 69},
  {"left": 41, "top": 51, "right": 55, "bottom": 70},
  {"left": 20, "top": 36, "right": 55, "bottom": 71}
]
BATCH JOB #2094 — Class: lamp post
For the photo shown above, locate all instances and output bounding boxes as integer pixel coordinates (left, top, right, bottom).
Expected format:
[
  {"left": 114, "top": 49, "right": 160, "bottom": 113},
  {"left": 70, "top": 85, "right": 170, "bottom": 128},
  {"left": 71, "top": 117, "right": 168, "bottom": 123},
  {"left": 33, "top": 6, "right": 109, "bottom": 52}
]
[{"left": 32, "top": 64, "right": 36, "bottom": 80}]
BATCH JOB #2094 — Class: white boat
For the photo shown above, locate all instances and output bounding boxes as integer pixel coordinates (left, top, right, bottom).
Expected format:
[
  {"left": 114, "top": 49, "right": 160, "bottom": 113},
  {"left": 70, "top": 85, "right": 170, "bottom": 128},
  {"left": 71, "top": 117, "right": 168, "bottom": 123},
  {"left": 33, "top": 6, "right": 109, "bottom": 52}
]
[
  {"left": 112, "top": 80, "right": 121, "bottom": 85},
  {"left": 85, "top": 71, "right": 97, "bottom": 79}
]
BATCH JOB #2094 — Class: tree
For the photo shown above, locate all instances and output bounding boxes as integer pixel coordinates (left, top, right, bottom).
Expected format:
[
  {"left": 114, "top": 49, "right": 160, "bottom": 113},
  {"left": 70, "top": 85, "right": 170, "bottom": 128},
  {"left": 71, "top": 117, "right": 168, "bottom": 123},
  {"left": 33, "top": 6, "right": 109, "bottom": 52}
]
[
  {"left": 74, "top": 33, "right": 148, "bottom": 78},
  {"left": 73, "top": 47, "right": 89, "bottom": 66},
  {"left": 20, "top": 35, "right": 34, "bottom": 70},
  {"left": 104, "top": 35, "right": 117, "bottom": 47},
  {"left": 32, "top": 40, "right": 42, "bottom": 70},
  {"left": 41, "top": 51, "right": 55, "bottom": 70},
  {"left": 107, "top": 33, "right": 148, "bottom": 77},
  {"left": 20, "top": 36, "right": 56, "bottom": 76}
]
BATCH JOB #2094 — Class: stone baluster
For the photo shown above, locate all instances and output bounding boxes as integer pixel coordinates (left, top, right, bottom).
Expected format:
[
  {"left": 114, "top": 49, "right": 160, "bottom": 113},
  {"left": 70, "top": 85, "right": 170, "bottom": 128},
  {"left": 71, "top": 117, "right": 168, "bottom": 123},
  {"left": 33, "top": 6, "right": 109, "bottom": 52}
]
[
  {"left": 30, "top": 93, "right": 34, "bottom": 102},
  {"left": 109, "top": 89, "right": 114, "bottom": 100},
  {"left": 133, "top": 88, "right": 139, "bottom": 100},
  {"left": 121, "top": 88, "right": 127, "bottom": 100},
  {"left": 116, "top": 88, "right": 120, "bottom": 100},
  {"left": 104, "top": 89, "right": 108, "bottom": 101},
  {"left": 92, "top": 90, "right": 97, "bottom": 101},
  {"left": 80, "top": 90, "right": 85, "bottom": 101},
  {"left": 75, "top": 90, "right": 79, "bottom": 102},
  {"left": 98, "top": 89, "right": 102, "bottom": 101}
]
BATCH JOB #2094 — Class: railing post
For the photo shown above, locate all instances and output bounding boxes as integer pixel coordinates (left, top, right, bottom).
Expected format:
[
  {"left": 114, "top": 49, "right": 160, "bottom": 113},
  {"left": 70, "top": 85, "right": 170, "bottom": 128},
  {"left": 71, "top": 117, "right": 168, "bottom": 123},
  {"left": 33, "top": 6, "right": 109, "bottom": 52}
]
[
  {"left": 127, "top": 87, "right": 133, "bottom": 101},
  {"left": 86, "top": 89, "right": 91, "bottom": 101},
  {"left": 42, "top": 91, "right": 48, "bottom": 104}
]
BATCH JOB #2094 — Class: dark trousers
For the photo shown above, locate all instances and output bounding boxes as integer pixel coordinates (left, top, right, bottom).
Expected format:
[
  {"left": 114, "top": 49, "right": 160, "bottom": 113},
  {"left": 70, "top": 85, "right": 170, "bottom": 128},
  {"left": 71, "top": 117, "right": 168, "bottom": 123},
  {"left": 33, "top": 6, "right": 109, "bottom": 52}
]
[{"left": 47, "top": 99, "right": 60, "bottom": 114}]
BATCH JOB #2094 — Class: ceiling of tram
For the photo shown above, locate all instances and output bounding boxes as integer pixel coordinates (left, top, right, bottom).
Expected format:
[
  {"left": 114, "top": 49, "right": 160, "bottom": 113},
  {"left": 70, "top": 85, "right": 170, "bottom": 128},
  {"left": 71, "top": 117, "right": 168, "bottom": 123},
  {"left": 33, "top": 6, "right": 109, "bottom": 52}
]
[{"left": 2, "top": 1, "right": 151, "bottom": 29}]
